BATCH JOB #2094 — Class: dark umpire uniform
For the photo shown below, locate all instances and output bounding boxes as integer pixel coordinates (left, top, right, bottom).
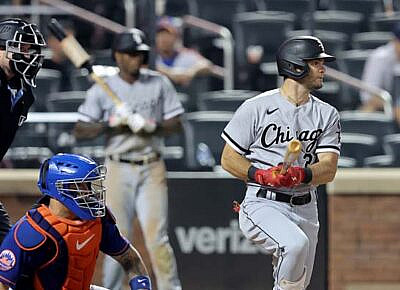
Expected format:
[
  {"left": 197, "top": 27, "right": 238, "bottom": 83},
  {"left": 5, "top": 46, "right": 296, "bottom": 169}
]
[{"left": 0, "top": 18, "right": 46, "bottom": 243}]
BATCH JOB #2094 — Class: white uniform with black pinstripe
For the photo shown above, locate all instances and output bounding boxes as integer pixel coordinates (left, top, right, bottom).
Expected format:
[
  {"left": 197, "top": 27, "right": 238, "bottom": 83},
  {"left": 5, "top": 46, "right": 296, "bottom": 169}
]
[
  {"left": 78, "top": 68, "right": 183, "bottom": 290},
  {"left": 221, "top": 88, "right": 341, "bottom": 289}
]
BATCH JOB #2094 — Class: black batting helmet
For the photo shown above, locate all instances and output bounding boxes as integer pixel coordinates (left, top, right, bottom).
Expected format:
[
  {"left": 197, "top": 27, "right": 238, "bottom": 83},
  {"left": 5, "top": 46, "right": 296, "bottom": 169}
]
[
  {"left": 112, "top": 28, "right": 150, "bottom": 64},
  {"left": 0, "top": 18, "right": 46, "bottom": 87},
  {"left": 276, "top": 36, "right": 335, "bottom": 80}
]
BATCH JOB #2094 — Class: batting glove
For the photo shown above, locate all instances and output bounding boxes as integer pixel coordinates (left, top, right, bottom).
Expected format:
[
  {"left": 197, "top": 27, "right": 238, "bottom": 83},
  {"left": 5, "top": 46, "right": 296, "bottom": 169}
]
[
  {"left": 248, "top": 165, "right": 282, "bottom": 187},
  {"left": 278, "top": 166, "right": 313, "bottom": 187},
  {"left": 109, "top": 104, "right": 131, "bottom": 127},
  {"left": 129, "top": 275, "right": 151, "bottom": 290},
  {"left": 126, "top": 113, "right": 157, "bottom": 133}
]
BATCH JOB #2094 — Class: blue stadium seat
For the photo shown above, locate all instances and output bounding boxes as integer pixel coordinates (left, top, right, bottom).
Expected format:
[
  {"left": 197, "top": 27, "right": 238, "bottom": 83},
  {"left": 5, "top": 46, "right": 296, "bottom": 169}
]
[
  {"left": 33, "top": 68, "right": 62, "bottom": 112},
  {"left": 197, "top": 90, "right": 260, "bottom": 111},
  {"left": 264, "top": 0, "right": 312, "bottom": 29},
  {"left": 183, "top": 111, "right": 233, "bottom": 170},
  {"left": 370, "top": 12, "right": 400, "bottom": 31},
  {"left": 340, "top": 111, "right": 396, "bottom": 156},
  {"left": 304, "top": 10, "right": 363, "bottom": 45},
  {"left": 330, "top": 0, "right": 383, "bottom": 32},
  {"left": 234, "top": 11, "right": 295, "bottom": 66},
  {"left": 352, "top": 31, "right": 393, "bottom": 49}
]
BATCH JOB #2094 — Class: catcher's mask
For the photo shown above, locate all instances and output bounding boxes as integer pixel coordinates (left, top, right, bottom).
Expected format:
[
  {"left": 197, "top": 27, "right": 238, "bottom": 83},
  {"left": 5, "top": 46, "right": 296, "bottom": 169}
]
[
  {"left": 276, "top": 36, "right": 335, "bottom": 80},
  {"left": 0, "top": 18, "right": 46, "bottom": 87},
  {"left": 38, "top": 153, "right": 106, "bottom": 220}
]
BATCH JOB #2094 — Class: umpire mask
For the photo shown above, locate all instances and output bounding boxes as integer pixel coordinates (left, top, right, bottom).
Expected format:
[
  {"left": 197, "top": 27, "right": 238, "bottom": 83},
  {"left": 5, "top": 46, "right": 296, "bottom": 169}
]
[{"left": 0, "top": 18, "right": 46, "bottom": 87}]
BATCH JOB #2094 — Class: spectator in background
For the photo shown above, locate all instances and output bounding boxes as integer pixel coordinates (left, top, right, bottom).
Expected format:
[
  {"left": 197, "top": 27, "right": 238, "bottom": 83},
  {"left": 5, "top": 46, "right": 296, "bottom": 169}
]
[
  {"left": 359, "top": 23, "right": 400, "bottom": 124},
  {"left": 42, "top": 20, "right": 75, "bottom": 91},
  {"left": 155, "top": 16, "right": 214, "bottom": 87}
]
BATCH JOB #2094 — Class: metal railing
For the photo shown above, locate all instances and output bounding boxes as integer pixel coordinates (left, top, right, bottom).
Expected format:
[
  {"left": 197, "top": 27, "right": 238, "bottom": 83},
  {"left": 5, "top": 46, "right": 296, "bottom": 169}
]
[
  {"left": 182, "top": 15, "right": 234, "bottom": 90},
  {"left": 325, "top": 66, "right": 393, "bottom": 117}
]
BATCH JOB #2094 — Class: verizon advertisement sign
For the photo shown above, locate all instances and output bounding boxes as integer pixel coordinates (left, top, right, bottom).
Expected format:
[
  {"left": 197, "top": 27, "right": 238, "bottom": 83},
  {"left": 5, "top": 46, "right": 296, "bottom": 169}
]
[{"left": 167, "top": 176, "right": 327, "bottom": 290}]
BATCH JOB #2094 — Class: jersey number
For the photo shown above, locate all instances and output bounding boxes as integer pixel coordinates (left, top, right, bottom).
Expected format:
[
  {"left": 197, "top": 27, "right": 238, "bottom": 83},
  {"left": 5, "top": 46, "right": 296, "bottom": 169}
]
[{"left": 303, "top": 153, "right": 313, "bottom": 167}]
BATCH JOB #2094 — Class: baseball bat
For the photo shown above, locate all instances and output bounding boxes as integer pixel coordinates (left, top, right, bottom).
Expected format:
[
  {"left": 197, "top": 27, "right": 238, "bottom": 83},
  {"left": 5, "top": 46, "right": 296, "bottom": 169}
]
[
  {"left": 280, "top": 139, "right": 302, "bottom": 174},
  {"left": 47, "top": 18, "right": 123, "bottom": 107}
]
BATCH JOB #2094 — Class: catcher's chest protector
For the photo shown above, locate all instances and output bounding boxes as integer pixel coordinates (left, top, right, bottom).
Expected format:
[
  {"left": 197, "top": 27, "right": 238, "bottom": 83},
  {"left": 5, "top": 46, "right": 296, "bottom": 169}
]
[{"left": 28, "top": 205, "right": 102, "bottom": 290}]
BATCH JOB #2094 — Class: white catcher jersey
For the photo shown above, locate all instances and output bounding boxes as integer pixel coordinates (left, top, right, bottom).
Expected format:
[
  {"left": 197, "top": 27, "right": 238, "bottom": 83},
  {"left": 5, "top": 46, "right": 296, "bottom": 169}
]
[
  {"left": 78, "top": 68, "right": 184, "bottom": 158},
  {"left": 221, "top": 88, "right": 341, "bottom": 194}
]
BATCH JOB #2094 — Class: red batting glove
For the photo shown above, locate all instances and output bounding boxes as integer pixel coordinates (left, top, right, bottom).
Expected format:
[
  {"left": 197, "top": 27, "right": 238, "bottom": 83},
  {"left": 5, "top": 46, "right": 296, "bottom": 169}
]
[
  {"left": 277, "top": 166, "right": 306, "bottom": 187},
  {"left": 251, "top": 166, "right": 282, "bottom": 187}
]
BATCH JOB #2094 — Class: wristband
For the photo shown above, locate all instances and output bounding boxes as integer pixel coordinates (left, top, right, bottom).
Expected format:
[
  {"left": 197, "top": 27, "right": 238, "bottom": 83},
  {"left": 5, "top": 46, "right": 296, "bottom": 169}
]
[
  {"left": 302, "top": 167, "right": 313, "bottom": 184},
  {"left": 247, "top": 165, "right": 258, "bottom": 180}
]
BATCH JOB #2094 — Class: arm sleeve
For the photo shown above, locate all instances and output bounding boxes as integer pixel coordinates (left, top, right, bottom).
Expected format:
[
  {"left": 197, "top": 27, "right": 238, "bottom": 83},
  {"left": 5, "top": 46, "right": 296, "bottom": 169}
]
[
  {"left": 315, "top": 110, "right": 341, "bottom": 155},
  {"left": 77, "top": 85, "right": 104, "bottom": 122},
  {"left": 221, "top": 102, "right": 256, "bottom": 155},
  {"left": 161, "top": 76, "right": 184, "bottom": 120},
  {"left": 100, "top": 212, "right": 129, "bottom": 256}
]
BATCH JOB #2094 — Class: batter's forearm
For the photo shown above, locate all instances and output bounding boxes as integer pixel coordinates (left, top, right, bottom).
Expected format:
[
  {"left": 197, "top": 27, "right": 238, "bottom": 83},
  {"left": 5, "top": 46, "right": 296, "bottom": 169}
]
[
  {"left": 0, "top": 282, "right": 9, "bottom": 290},
  {"left": 73, "top": 121, "right": 105, "bottom": 140},
  {"left": 308, "top": 154, "right": 338, "bottom": 185},
  {"left": 221, "top": 144, "right": 251, "bottom": 182},
  {"left": 113, "top": 244, "right": 149, "bottom": 277}
]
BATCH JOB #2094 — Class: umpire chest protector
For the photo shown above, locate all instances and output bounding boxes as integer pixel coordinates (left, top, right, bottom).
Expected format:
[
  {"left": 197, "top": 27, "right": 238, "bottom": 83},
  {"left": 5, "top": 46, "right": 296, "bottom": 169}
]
[{"left": 15, "top": 205, "right": 102, "bottom": 290}]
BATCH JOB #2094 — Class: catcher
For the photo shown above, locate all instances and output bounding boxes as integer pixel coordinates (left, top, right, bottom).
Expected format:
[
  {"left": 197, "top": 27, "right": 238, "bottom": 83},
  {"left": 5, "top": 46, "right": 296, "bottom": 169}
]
[{"left": 0, "top": 153, "right": 151, "bottom": 290}]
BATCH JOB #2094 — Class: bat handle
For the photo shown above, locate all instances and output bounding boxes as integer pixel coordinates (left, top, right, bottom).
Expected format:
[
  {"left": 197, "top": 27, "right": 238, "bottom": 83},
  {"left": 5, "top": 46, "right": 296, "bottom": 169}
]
[
  {"left": 48, "top": 18, "right": 67, "bottom": 41},
  {"left": 280, "top": 163, "right": 290, "bottom": 174}
]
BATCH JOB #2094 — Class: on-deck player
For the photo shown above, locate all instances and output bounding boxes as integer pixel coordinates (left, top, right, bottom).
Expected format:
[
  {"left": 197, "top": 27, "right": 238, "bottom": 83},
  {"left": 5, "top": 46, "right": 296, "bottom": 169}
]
[
  {"left": 0, "top": 153, "right": 151, "bottom": 290},
  {"left": 221, "top": 36, "right": 341, "bottom": 290},
  {"left": 73, "top": 28, "right": 183, "bottom": 290},
  {"left": 0, "top": 18, "right": 46, "bottom": 243}
]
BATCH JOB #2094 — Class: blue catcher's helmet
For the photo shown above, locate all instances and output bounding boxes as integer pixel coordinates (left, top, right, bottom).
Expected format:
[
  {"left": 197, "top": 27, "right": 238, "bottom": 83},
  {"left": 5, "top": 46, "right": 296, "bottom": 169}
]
[{"left": 37, "top": 153, "right": 106, "bottom": 220}]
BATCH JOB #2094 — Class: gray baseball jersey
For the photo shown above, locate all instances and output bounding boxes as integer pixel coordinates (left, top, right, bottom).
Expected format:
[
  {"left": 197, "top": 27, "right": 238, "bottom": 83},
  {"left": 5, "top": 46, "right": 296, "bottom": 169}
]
[
  {"left": 78, "top": 68, "right": 184, "bottom": 158},
  {"left": 221, "top": 88, "right": 341, "bottom": 194}
]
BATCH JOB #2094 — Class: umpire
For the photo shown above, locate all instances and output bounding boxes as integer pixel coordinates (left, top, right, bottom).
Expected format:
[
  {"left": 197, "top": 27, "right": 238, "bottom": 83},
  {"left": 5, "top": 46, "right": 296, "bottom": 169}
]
[{"left": 0, "top": 18, "right": 46, "bottom": 243}]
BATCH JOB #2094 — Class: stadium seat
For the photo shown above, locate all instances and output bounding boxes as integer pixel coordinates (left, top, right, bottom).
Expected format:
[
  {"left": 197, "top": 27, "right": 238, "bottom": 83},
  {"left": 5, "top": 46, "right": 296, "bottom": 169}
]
[
  {"left": 338, "top": 156, "right": 357, "bottom": 168},
  {"left": 304, "top": 11, "right": 363, "bottom": 45},
  {"left": 383, "top": 134, "right": 400, "bottom": 166},
  {"left": 330, "top": 0, "right": 383, "bottom": 32},
  {"left": 370, "top": 12, "right": 400, "bottom": 31},
  {"left": 33, "top": 68, "right": 62, "bottom": 112},
  {"left": 46, "top": 91, "right": 86, "bottom": 112},
  {"left": 340, "top": 111, "right": 396, "bottom": 155},
  {"left": 336, "top": 49, "right": 372, "bottom": 108},
  {"left": 92, "top": 49, "right": 115, "bottom": 66},
  {"left": 45, "top": 91, "right": 104, "bottom": 159},
  {"left": 286, "top": 30, "right": 348, "bottom": 55},
  {"left": 340, "top": 133, "right": 379, "bottom": 167},
  {"left": 6, "top": 120, "right": 52, "bottom": 168},
  {"left": 165, "top": 0, "right": 190, "bottom": 16},
  {"left": 311, "top": 81, "right": 342, "bottom": 110},
  {"left": 264, "top": 0, "right": 312, "bottom": 29},
  {"left": 187, "top": 0, "right": 246, "bottom": 31},
  {"left": 197, "top": 90, "right": 260, "bottom": 111},
  {"left": 352, "top": 31, "right": 393, "bottom": 49},
  {"left": 183, "top": 111, "right": 233, "bottom": 170},
  {"left": 234, "top": 11, "right": 295, "bottom": 66}
]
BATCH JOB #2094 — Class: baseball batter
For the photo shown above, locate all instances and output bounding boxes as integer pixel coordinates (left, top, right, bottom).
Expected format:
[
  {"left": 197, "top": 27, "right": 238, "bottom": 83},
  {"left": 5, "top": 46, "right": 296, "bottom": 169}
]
[
  {"left": 221, "top": 36, "right": 341, "bottom": 290},
  {"left": 74, "top": 29, "right": 182, "bottom": 290}
]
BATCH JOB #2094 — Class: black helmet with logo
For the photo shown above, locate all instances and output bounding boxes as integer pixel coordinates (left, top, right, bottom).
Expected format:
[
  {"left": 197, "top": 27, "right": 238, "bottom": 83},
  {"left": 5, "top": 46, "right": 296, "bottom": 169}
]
[{"left": 276, "top": 36, "right": 335, "bottom": 80}]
